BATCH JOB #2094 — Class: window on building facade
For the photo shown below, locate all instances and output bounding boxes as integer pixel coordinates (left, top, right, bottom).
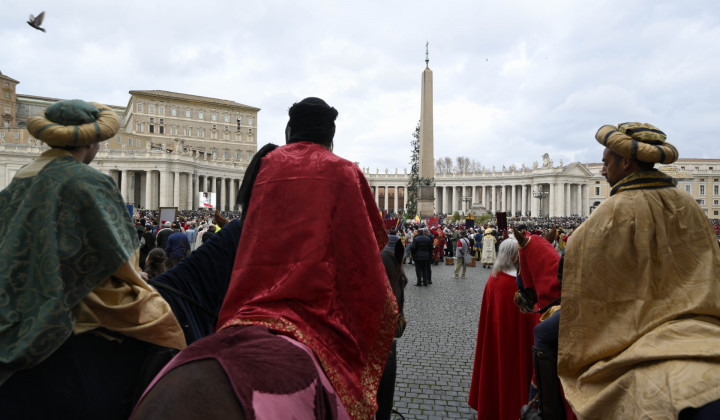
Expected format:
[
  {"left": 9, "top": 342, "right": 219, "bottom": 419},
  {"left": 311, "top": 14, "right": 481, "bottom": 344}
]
[
  {"left": 247, "top": 151, "right": 253, "bottom": 160},
  {"left": 236, "top": 151, "right": 241, "bottom": 160},
  {"left": 211, "top": 113, "right": 217, "bottom": 121},
  {"left": 14, "top": 131, "right": 19, "bottom": 139},
  {"left": 210, "top": 131, "right": 217, "bottom": 139},
  {"left": 248, "top": 117, "right": 254, "bottom": 126},
  {"left": 686, "top": 185, "right": 691, "bottom": 193},
  {"left": 212, "top": 150, "right": 217, "bottom": 159},
  {"left": 171, "top": 108, "right": 177, "bottom": 117},
  {"left": 185, "top": 127, "right": 191, "bottom": 136},
  {"left": 595, "top": 186, "right": 600, "bottom": 196},
  {"left": 136, "top": 139, "right": 141, "bottom": 147},
  {"left": 224, "top": 151, "right": 230, "bottom": 159},
  {"left": 128, "top": 138, "right": 132, "bottom": 146},
  {"left": 698, "top": 199, "right": 706, "bottom": 205},
  {"left": 117, "top": 136, "right": 121, "bottom": 144},
  {"left": 224, "top": 115, "right": 230, "bottom": 123},
  {"left": 159, "top": 126, "right": 164, "bottom": 134},
  {"left": 171, "top": 126, "right": 177, "bottom": 135},
  {"left": 158, "top": 106, "right": 165, "bottom": 115},
  {"left": 715, "top": 185, "right": 719, "bottom": 195},
  {"left": 136, "top": 123, "right": 142, "bottom": 132},
  {"left": 185, "top": 110, "right": 191, "bottom": 118},
  {"left": 236, "top": 133, "right": 242, "bottom": 141},
  {"left": 0, "top": 132, "right": 5, "bottom": 140},
  {"left": 198, "top": 111, "right": 204, "bottom": 120},
  {"left": 700, "top": 178, "right": 705, "bottom": 182},
  {"left": 700, "top": 185, "right": 705, "bottom": 195},
  {"left": 197, "top": 128, "right": 204, "bottom": 138},
  {"left": 248, "top": 135, "right": 254, "bottom": 143},
  {"left": 715, "top": 211, "right": 719, "bottom": 216},
  {"left": 159, "top": 118, "right": 164, "bottom": 124},
  {"left": 714, "top": 200, "right": 719, "bottom": 205},
  {"left": 223, "top": 132, "right": 229, "bottom": 140},
  {"left": 149, "top": 125, "right": 154, "bottom": 133},
  {"left": 149, "top": 104, "right": 155, "bottom": 114},
  {"left": 137, "top": 103, "right": 143, "bottom": 112}
]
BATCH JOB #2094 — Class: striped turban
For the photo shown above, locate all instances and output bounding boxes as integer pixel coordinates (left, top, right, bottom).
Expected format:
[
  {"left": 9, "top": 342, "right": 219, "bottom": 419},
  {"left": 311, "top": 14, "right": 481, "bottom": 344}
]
[
  {"left": 27, "top": 99, "right": 120, "bottom": 147},
  {"left": 595, "top": 122, "right": 678, "bottom": 164}
]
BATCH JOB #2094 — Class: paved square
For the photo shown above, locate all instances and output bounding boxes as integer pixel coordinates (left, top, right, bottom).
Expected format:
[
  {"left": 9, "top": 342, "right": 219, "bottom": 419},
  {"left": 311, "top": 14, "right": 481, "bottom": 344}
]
[{"left": 392, "top": 258, "right": 490, "bottom": 419}]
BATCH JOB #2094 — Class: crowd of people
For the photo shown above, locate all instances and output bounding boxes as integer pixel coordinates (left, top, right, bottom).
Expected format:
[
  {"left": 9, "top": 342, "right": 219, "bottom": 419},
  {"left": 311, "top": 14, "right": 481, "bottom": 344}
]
[{"left": 2, "top": 97, "right": 720, "bottom": 420}]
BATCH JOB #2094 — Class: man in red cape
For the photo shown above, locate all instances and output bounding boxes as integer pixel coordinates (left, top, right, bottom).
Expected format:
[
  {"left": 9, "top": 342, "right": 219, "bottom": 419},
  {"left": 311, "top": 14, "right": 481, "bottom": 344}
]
[{"left": 216, "top": 98, "right": 398, "bottom": 419}]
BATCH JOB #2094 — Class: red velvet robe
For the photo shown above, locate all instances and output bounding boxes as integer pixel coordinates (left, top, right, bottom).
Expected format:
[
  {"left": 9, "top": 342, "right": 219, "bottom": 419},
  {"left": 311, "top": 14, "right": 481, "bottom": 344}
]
[
  {"left": 518, "top": 236, "right": 561, "bottom": 309},
  {"left": 216, "top": 142, "right": 398, "bottom": 419},
  {"left": 468, "top": 271, "right": 539, "bottom": 419}
]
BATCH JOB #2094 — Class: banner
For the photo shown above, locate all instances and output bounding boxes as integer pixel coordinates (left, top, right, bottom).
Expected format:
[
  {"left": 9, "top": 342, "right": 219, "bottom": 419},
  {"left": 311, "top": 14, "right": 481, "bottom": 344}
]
[{"left": 199, "top": 192, "right": 217, "bottom": 209}]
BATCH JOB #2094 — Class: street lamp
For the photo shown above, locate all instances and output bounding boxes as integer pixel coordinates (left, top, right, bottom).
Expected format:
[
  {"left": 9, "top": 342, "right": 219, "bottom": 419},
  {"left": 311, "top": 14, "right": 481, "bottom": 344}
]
[
  {"left": 532, "top": 190, "right": 549, "bottom": 218},
  {"left": 461, "top": 195, "right": 472, "bottom": 212}
]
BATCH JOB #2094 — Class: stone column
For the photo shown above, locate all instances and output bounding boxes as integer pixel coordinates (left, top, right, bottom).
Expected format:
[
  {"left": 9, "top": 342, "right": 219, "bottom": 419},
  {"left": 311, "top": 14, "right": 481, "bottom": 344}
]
[
  {"left": 394, "top": 186, "right": 399, "bottom": 212},
  {"left": 384, "top": 185, "right": 389, "bottom": 211},
  {"left": 522, "top": 185, "right": 528, "bottom": 216},
  {"left": 220, "top": 177, "right": 226, "bottom": 211},
  {"left": 508, "top": 184, "right": 517, "bottom": 216},
  {"left": 229, "top": 179, "right": 237, "bottom": 212},
  {"left": 145, "top": 170, "right": 153, "bottom": 210},
  {"left": 159, "top": 170, "right": 170, "bottom": 207},
  {"left": 442, "top": 187, "right": 448, "bottom": 214},
  {"left": 582, "top": 184, "right": 589, "bottom": 216},
  {"left": 490, "top": 186, "right": 496, "bottom": 213},
  {"left": 472, "top": 185, "right": 478, "bottom": 207},
  {"left": 120, "top": 170, "right": 129, "bottom": 203},
  {"left": 375, "top": 186, "right": 381, "bottom": 208},
  {"left": 531, "top": 184, "right": 538, "bottom": 217},
  {"left": 557, "top": 182, "right": 565, "bottom": 217},
  {"left": 173, "top": 171, "right": 180, "bottom": 208},
  {"left": 187, "top": 172, "right": 194, "bottom": 210},
  {"left": 549, "top": 183, "right": 556, "bottom": 217}
]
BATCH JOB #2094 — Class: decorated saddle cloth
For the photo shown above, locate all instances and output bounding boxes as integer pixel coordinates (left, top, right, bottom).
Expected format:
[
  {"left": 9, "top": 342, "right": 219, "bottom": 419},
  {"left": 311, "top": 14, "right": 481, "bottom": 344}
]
[
  {"left": 137, "top": 325, "right": 351, "bottom": 420},
  {"left": 558, "top": 171, "right": 720, "bottom": 419}
]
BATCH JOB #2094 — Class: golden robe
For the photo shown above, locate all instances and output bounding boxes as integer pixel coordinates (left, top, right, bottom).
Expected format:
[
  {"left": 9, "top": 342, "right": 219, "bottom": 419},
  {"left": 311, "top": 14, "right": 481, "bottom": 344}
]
[{"left": 558, "top": 171, "right": 720, "bottom": 419}]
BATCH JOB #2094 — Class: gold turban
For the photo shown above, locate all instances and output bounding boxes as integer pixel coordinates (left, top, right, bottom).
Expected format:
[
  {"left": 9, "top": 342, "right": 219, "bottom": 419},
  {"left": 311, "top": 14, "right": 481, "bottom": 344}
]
[
  {"left": 27, "top": 99, "right": 120, "bottom": 147},
  {"left": 595, "top": 122, "right": 678, "bottom": 164}
]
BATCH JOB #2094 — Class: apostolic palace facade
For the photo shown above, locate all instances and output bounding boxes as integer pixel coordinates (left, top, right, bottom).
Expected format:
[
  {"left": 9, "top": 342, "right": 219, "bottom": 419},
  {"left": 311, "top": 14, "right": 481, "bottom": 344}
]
[{"left": 2, "top": 70, "right": 720, "bottom": 218}]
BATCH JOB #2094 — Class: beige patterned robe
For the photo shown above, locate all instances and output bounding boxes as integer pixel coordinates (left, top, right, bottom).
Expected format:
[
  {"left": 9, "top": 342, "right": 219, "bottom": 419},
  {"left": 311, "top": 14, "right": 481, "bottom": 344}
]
[{"left": 558, "top": 181, "right": 720, "bottom": 419}]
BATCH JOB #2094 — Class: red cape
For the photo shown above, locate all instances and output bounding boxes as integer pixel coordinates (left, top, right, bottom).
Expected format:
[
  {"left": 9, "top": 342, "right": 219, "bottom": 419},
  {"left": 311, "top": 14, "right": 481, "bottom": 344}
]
[
  {"left": 217, "top": 142, "right": 398, "bottom": 419},
  {"left": 468, "top": 271, "right": 539, "bottom": 419},
  {"left": 518, "top": 236, "right": 561, "bottom": 308}
]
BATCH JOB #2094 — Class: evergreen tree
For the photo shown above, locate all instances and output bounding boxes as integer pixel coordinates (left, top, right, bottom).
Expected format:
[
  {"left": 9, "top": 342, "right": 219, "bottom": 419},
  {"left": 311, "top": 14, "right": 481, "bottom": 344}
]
[{"left": 406, "top": 121, "right": 420, "bottom": 218}]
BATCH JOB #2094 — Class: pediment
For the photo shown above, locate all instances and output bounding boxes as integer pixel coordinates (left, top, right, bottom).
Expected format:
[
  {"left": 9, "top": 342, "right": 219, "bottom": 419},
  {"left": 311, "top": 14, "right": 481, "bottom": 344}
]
[{"left": 562, "top": 162, "right": 593, "bottom": 177}]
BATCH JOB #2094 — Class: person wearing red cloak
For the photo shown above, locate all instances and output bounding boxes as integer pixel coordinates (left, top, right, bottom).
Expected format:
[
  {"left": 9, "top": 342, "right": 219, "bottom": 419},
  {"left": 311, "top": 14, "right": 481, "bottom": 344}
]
[
  {"left": 133, "top": 98, "right": 398, "bottom": 420},
  {"left": 468, "top": 238, "right": 539, "bottom": 419}
]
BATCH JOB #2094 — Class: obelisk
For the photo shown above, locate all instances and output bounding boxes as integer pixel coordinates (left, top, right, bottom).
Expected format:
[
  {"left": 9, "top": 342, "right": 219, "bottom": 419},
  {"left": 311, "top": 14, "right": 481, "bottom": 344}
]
[{"left": 417, "top": 42, "right": 435, "bottom": 218}]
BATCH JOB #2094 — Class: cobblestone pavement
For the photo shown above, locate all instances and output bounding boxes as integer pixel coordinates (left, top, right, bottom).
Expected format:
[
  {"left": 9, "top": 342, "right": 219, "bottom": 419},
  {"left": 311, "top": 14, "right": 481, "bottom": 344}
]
[{"left": 391, "top": 257, "right": 489, "bottom": 420}]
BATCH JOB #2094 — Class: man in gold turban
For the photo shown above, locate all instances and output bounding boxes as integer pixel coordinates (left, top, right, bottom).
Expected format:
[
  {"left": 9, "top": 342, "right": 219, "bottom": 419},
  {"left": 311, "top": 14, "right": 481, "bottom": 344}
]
[
  {"left": 557, "top": 123, "right": 720, "bottom": 418},
  {"left": 0, "top": 100, "right": 185, "bottom": 419}
]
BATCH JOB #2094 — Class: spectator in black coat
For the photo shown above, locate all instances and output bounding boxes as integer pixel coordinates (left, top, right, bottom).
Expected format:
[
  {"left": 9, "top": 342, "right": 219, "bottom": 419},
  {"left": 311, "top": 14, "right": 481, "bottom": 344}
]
[{"left": 411, "top": 228, "right": 433, "bottom": 287}]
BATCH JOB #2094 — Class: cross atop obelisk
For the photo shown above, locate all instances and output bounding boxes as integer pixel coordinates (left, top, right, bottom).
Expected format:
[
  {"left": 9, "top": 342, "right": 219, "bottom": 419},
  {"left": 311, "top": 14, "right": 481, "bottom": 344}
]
[{"left": 417, "top": 42, "right": 435, "bottom": 218}]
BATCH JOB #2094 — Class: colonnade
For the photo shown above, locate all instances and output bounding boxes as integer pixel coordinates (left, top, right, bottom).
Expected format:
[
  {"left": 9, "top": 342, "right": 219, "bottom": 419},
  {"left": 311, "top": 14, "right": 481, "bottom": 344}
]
[
  {"left": 111, "top": 169, "right": 242, "bottom": 211},
  {"left": 371, "top": 185, "right": 407, "bottom": 212},
  {"left": 369, "top": 181, "right": 591, "bottom": 217},
  {"left": 434, "top": 182, "right": 590, "bottom": 217}
]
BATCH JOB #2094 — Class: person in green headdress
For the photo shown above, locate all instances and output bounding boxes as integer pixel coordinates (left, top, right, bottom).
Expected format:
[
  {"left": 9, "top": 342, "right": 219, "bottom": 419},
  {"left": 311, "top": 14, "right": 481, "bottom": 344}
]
[{"left": 0, "top": 99, "right": 185, "bottom": 419}]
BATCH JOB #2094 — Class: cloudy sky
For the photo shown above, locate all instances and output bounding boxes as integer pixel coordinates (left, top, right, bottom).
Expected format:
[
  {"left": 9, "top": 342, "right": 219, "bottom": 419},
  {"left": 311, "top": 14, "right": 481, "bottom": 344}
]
[{"left": 3, "top": 0, "right": 719, "bottom": 171}]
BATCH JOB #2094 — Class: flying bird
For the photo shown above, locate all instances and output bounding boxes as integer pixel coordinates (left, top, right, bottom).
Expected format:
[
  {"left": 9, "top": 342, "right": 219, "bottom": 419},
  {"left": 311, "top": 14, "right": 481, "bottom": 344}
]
[{"left": 27, "top": 12, "right": 46, "bottom": 32}]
